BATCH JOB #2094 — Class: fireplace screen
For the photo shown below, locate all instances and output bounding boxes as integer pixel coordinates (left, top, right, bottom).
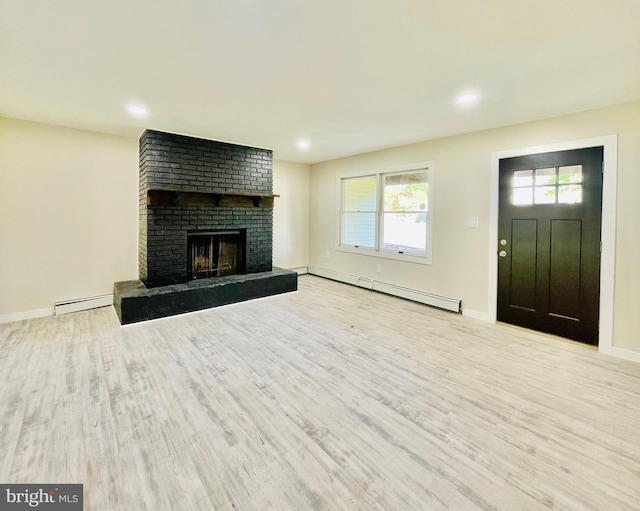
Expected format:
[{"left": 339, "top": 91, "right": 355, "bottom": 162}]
[{"left": 187, "top": 230, "right": 245, "bottom": 279}]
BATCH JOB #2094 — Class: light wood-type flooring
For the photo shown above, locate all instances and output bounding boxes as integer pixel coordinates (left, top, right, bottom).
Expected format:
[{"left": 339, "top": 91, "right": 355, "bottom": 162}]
[{"left": 1, "top": 275, "right": 639, "bottom": 510}]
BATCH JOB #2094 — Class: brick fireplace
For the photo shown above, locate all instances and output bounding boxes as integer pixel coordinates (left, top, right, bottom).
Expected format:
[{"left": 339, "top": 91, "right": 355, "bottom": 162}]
[
  {"left": 113, "top": 130, "right": 297, "bottom": 324},
  {"left": 139, "top": 129, "right": 275, "bottom": 285}
]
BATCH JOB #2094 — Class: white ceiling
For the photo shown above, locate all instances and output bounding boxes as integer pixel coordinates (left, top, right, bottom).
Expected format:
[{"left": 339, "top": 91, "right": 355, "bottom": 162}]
[{"left": 1, "top": 0, "right": 639, "bottom": 163}]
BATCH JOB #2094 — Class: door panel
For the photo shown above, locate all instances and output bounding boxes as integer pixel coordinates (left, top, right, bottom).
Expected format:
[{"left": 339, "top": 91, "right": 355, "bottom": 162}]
[
  {"left": 510, "top": 219, "right": 537, "bottom": 311},
  {"left": 498, "top": 147, "right": 603, "bottom": 345},
  {"left": 549, "top": 220, "right": 581, "bottom": 320}
]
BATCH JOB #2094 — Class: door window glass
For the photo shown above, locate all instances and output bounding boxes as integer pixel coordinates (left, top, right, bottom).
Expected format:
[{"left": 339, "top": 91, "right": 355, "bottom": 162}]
[
  {"left": 535, "top": 186, "right": 556, "bottom": 204},
  {"left": 558, "top": 165, "right": 583, "bottom": 204},
  {"left": 535, "top": 167, "right": 556, "bottom": 185},
  {"left": 512, "top": 170, "right": 533, "bottom": 205}
]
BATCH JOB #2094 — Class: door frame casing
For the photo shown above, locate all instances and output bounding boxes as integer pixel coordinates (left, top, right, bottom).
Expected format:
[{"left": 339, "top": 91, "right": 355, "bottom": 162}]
[{"left": 489, "top": 135, "right": 617, "bottom": 354}]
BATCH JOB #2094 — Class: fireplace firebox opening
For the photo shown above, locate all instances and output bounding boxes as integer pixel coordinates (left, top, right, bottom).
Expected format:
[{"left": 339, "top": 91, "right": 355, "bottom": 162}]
[{"left": 187, "top": 230, "right": 246, "bottom": 279}]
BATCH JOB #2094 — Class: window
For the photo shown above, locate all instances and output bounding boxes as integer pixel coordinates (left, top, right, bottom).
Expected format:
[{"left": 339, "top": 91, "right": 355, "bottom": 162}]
[
  {"left": 338, "top": 162, "right": 433, "bottom": 264},
  {"left": 512, "top": 165, "right": 583, "bottom": 205},
  {"left": 341, "top": 175, "right": 377, "bottom": 248}
]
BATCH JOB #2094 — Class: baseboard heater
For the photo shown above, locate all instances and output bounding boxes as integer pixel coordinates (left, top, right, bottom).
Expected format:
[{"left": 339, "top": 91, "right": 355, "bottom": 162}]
[
  {"left": 307, "top": 266, "right": 461, "bottom": 313},
  {"left": 54, "top": 294, "right": 114, "bottom": 315}
]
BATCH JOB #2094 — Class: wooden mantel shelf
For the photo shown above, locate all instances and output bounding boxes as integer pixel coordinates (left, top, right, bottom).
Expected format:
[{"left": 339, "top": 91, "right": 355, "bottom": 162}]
[{"left": 146, "top": 188, "right": 279, "bottom": 208}]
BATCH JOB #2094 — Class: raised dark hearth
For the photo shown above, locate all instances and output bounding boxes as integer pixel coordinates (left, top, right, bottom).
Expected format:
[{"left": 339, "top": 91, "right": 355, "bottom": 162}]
[
  {"left": 113, "top": 129, "right": 297, "bottom": 324},
  {"left": 114, "top": 268, "right": 297, "bottom": 324}
]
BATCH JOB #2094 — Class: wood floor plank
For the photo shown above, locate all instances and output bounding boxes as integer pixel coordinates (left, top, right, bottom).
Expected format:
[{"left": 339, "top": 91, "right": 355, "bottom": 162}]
[{"left": 0, "top": 275, "right": 639, "bottom": 510}]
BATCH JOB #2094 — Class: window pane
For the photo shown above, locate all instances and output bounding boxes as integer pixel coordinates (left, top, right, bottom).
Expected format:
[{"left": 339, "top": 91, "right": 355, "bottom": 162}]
[
  {"left": 341, "top": 212, "right": 376, "bottom": 247},
  {"left": 343, "top": 176, "right": 377, "bottom": 211},
  {"left": 513, "top": 187, "right": 533, "bottom": 205},
  {"left": 513, "top": 170, "right": 533, "bottom": 187},
  {"left": 535, "top": 167, "right": 557, "bottom": 185},
  {"left": 535, "top": 186, "right": 556, "bottom": 204},
  {"left": 384, "top": 171, "right": 428, "bottom": 212},
  {"left": 382, "top": 212, "right": 426, "bottom": 255},
  {"left": 558, "top": 184, "right": 582, "bottom": 204},
  {"left": 559, "top": 165, "right": 582, "bottom": 184}
]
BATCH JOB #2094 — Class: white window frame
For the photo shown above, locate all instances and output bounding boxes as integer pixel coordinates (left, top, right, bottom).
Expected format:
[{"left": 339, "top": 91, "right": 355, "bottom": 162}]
[{"left": 336, "top": 161, "right": 434, "bottom": 265}]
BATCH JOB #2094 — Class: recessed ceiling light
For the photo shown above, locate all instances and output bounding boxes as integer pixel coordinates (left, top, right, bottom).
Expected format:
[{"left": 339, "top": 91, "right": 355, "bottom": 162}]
[
  {"left": 126, "top": 103, "right": 149, "bottom": 118},
  {"left": 297, "top": 139, "right": 310, "bottom": 150},
  {"left": 457, "top": 93, "right": 479, "bottom": 105}
]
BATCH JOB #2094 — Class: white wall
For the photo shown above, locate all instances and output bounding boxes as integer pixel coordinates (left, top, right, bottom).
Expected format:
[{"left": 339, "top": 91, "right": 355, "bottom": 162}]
[
  {"left": 273, "top": 160, "right": 310, "bottom": 270},
  {"left": 0, "top": 117, "right": 139, "bottom": 318},
  {"left": 309, "top": 100, "right": 640, "bottom": 354}
]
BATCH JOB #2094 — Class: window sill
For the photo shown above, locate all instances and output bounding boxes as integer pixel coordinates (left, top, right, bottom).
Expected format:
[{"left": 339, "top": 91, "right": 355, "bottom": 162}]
[{"left": 336, "top": 245, "right": 432, "bottom": 265}]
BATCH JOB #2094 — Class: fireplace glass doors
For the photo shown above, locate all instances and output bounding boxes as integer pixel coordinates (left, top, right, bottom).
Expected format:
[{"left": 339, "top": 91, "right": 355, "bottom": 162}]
[{"left": 187, "top": 230, "right": 246, "bottom": 279}]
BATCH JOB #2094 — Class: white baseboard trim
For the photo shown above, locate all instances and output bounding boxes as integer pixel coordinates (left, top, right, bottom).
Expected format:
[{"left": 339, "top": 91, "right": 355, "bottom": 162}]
[
  {"left": 0, "top": 307, "right": 54, "bottom": 325},
  {"left": 610, "top": 347, "right": 640, "bottom": 364},
  {"left": 307, "top": 266, "right": 369, "bottom": 288},
  {"left": 307, "top": 266, "right": 460, "bottom": 313},
  {"left": 288, "top": 266, "right": 308, "bottom": 275},
  {"left": 55, "top": 294, "right": 113, "bottom": 315},
  {"left": 371, "top": 281, "right": 460, "bottom": 312},
  {"left": 462, "top": 309, "right": 493, "bottom": 322}
]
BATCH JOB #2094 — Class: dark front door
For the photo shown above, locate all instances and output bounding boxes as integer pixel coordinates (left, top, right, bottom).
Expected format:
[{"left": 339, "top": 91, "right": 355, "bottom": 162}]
[{"left": 498, "top": 146, "right": 603, "bottom": 345}]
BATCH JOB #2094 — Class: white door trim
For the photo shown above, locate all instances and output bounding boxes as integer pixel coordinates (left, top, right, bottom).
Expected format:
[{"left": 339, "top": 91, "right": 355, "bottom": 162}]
[{"left": 489, "top": 135, "right": 617, "bottom": 355}]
